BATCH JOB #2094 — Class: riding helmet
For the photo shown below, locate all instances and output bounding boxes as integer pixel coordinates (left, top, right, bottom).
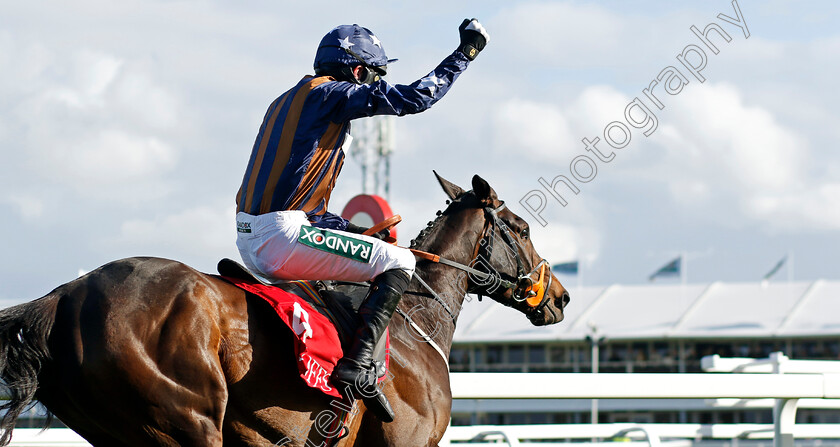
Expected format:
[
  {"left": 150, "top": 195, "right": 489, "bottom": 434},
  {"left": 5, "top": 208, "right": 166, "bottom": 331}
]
[{"left": 313, "top": 24, "right": 397, "bottom": 76}]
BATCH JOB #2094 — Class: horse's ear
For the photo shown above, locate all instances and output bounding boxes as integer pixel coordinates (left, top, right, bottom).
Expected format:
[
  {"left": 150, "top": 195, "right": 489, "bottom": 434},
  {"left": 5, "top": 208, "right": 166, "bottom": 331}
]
[
  {"left": 472, "top": 175, "right": 492, "bottom": 202},
  {"left": 434, "top": 170, "right": 465, "bottom": 200}
]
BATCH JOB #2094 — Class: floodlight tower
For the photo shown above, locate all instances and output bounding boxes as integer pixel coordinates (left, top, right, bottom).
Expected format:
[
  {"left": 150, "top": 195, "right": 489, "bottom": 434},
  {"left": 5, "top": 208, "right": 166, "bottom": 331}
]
[{"left": 348, "top": 115, "right": 394, "bottom": 200}]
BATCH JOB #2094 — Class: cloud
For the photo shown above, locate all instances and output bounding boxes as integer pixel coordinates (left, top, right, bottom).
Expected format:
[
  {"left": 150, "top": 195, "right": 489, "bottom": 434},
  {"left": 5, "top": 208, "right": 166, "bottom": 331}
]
[
  {"left": 2, "top": 43, "right": 183, "bottom": 201},
  {"left": 663, "top": 82, "right": 805, "bottom": 192},
  {"left": 2, "top": 195, "right": 44, "bottom": 220},
  {"left": 640, "top": 82, "right": 828, "bottom": 229},
  {"left": 2, "top": 0, "right": 840, "bottom": 300},
  {"left": 48, "top": 50, "right": 123, "bottom": 108},
  {"left": 573, "top": 86, "right": 634, "bottom": 130},
  {"left": 493, "top": 76, "right": 836, "bottom": 239},
  {"left": 490, "top": 98, "right": 575, "bottom": 163},
  {"left": 530, "top": 222, "right": 601, "bottom": 265},
  {"left": 115, "top": 205, "right": 237, "bottom": 262},
  {"left": 490, "top": 85, "right": 631, "bottom": 164},
  {"left": 491, "top": 2, "right": 629, "bottom": 68},
  {"left": 111, "top": 67, "right": 180, "bottom": 131},
  {"left": 49, "top": 130, "right": 177, "bottom": 188},
  {"left": 749, "top": 184, "right": 840, "bottom": 231}
]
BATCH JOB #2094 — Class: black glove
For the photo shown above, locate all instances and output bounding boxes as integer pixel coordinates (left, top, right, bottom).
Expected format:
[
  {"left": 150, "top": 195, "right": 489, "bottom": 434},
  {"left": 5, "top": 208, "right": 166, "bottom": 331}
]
[
  {"left": 458, "top": 18, "right": 489, "bottom": 61},
  {"left": 346, "top": 223, "right": 390, "bottom": 241}
]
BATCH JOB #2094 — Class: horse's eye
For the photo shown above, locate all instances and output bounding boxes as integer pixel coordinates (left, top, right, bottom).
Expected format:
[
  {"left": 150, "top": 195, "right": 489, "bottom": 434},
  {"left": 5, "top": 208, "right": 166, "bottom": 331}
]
[{"left": 521, "top": 228, "right": 529, "bottom": 239}]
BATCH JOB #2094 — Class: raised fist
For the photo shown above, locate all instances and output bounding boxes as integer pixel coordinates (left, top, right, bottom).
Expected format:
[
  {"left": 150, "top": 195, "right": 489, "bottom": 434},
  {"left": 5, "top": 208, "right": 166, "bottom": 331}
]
[{"left": 458, "top": 18, "right": 489, "bottom": 61}]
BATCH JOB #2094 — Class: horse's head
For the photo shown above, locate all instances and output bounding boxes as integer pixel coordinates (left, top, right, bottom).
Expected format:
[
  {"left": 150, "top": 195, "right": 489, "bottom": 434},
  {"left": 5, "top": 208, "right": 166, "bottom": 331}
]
[{"left": 425, "top": 172, "right": 570, "bottom": 326}]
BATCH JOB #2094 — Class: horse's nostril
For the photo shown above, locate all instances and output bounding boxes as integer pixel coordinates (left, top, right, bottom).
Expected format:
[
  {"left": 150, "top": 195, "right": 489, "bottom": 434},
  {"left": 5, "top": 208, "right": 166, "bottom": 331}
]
[{"left": 560, "top": 292, "right": 570, "bottom": 308}]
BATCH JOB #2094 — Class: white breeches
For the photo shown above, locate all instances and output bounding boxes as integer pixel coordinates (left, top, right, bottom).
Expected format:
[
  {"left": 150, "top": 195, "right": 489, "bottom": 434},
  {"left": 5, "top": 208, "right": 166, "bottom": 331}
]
[{"left": 235, "top": 211, "right": 415, "bottom": 282}]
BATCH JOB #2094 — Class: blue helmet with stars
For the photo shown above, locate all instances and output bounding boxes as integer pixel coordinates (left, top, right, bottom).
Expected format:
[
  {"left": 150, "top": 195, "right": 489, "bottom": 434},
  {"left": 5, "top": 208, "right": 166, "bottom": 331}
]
[{"left": 313, "top": 25, "right": 397, "bottom": 75}]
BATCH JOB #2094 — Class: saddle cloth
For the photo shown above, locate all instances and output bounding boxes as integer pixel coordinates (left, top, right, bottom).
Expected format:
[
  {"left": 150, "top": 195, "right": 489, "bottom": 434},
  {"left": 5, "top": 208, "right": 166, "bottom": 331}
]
[{"left": 217, "top": 258, "right": 389, "bottom": 398}]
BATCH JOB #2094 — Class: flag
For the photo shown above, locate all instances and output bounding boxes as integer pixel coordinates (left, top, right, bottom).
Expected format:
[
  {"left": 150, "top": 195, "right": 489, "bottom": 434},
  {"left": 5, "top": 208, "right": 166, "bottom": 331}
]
[
  {"left": 649, "top": 257, "right": 681, "bottom": 281},
  {"left": 762, "top": 256, "right": 787, "bottom": 281},
  {"left": 552, "top": 261, "right": 579, "bottom": 275}
]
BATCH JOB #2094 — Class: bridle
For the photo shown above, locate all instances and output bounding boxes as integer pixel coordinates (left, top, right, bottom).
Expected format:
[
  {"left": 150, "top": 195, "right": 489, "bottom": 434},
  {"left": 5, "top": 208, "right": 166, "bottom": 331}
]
[
  {"left": 395, "top": 194, "right": 558, "bottom": 371},
  {"left": 471, "top": 202, "right": 555, "bottom": 322},
  {"left": 409, "top": 197, "right": 555, "bottom": 324}
]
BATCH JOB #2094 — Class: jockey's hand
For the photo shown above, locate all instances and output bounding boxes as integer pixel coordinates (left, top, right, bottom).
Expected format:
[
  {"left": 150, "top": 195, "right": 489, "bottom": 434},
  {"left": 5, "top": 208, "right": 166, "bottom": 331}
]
[
  {"left": 369, "top": 228, "right": 391, "bottom": 241},
  {"left": 345, "top": 222, "right": 367, "bottom": 234},
  {"left": 346, "top": 223, "right": 390, "bottom": 241},
  {"left": 458, "top": 18, "right": 489, "bottom": 61}
]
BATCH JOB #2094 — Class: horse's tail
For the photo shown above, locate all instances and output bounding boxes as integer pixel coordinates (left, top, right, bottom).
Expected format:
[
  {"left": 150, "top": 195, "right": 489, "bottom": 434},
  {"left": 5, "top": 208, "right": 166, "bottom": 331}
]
[{"left": 0, "top": 293, "right": 59, "bottom": 445}]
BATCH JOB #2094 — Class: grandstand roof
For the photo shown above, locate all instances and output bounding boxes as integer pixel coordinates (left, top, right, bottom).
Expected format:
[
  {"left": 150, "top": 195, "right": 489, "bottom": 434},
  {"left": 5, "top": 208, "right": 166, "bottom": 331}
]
[{"left": 453, "top": 280, "right": 840, "bottom": 343}]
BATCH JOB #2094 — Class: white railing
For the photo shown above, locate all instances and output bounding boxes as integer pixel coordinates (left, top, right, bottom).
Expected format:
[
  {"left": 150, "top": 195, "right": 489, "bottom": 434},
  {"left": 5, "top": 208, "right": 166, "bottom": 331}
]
[
  {"left": 703, "top": 352, "right": 840, "bottom": 412},
  {"left": 702, "top": 352, "right": 840, "bottom": 374},
  {"left": 450, "top": 372, "right": 840, "bottom": 399},
  {"left": 444, "top": 354, "right": 840, "bottom": 447},
  {"left": 8, "top": 429, "right": 90, "bottom": 446},
  {"left": 443, "top": 423, "right": 840, "bottom": 447}
]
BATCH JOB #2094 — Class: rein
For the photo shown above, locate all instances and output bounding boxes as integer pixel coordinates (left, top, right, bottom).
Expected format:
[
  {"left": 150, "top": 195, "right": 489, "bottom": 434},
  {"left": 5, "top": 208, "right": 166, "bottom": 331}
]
[{"left": 411, "top": 247, "right": 518, "bottom": 291}]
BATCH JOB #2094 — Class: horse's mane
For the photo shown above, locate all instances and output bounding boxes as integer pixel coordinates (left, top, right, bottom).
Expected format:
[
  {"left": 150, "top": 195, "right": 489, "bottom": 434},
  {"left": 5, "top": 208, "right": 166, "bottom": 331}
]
[
  {"left": 408, "top": 191, "right": 477, "bottom": 251},
  {"left": 396, "top": 191, "right": 482, "bottom": 345}
]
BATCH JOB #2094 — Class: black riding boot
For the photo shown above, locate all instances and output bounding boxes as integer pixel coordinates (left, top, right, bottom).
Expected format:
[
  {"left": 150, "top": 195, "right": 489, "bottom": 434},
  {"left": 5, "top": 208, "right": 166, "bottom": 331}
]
[{"left": 332, "top": 269, "right": 410, "bottom": 422}]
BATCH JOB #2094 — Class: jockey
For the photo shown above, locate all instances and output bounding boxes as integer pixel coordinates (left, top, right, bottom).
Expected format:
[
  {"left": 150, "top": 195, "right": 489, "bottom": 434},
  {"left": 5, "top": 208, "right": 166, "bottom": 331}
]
[{"left": 234, "top": 19, "right": 489, "bottom": 422}]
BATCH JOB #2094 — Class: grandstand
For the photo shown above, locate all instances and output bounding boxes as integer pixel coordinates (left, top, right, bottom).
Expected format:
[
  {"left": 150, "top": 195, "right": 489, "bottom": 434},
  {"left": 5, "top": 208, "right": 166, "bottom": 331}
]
[{"left": 449, "top": 279, "right": 840, "bottom": 426}]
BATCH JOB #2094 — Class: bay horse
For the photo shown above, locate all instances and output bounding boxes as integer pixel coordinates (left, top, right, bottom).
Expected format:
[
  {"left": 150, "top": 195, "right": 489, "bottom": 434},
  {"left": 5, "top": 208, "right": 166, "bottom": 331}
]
[{"left": 0, "top": 173, "right": 569, "bottom": 446}]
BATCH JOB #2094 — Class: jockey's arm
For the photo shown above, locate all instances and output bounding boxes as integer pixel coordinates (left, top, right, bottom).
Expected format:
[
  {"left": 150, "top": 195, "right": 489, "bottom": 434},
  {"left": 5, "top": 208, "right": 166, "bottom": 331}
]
[
  {"left": 306, "top": 52, "right": 473, "bottom": 233},
  {"left": 323, "top": 50, "right": 472, "bottom": 122},
  {"left": 304, "top": 20, "right": 488, "bottom": 233}
]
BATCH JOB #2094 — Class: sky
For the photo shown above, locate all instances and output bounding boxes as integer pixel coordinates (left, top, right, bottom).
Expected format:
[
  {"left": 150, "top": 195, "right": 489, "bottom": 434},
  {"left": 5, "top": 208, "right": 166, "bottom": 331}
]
[{"left": 2, "top": 0, "right": 840, "bottom": 303}]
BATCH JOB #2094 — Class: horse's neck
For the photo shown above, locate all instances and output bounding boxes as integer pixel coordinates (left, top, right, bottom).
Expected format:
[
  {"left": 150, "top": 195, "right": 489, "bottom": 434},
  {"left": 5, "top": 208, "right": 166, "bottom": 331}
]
[{"left": 396, "top": 211, "right": 482, "bottom": 359}]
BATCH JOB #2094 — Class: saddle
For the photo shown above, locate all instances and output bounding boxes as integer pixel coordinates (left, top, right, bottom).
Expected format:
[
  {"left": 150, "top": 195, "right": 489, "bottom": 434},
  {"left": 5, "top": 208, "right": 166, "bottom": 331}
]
[{"left": 217, "top": 258, "right": 389, "bottom": 379}]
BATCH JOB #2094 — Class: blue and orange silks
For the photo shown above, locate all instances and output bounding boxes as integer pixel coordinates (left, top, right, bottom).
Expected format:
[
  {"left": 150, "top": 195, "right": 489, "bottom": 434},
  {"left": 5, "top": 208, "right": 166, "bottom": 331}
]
[{"left": 235, "top": 51, "right": 471, "bottom": 230}]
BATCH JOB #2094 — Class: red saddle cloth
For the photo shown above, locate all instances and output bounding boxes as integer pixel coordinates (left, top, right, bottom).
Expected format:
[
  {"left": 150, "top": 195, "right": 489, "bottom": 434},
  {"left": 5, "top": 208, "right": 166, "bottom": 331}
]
[{"left": 222, "top": 276, "right": 388, "bottom": 399}]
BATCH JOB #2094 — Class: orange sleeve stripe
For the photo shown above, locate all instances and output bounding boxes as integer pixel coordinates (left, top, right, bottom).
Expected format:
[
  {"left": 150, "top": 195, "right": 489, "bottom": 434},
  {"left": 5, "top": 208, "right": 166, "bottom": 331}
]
[
  {"left": 242, "top": 92, "right": 291, "bottom": 213},
  {"left": 258, "top": 77, "right": 333, "bottom": 214},
  {"left": 302, "top": 152, "right": 344, "bottom": 214},
  {"left": 289, "top": 122, "right": 342, "bottom": 211},
  {"left": 319, "top": 156, "right": 345, "bottom": 214}
]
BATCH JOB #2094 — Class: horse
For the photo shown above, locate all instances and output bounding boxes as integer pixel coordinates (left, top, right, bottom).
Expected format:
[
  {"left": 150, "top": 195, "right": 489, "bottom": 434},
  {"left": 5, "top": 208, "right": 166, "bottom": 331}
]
[{"left": 0, "top": 172, "right": 569, "bottom": 446}]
